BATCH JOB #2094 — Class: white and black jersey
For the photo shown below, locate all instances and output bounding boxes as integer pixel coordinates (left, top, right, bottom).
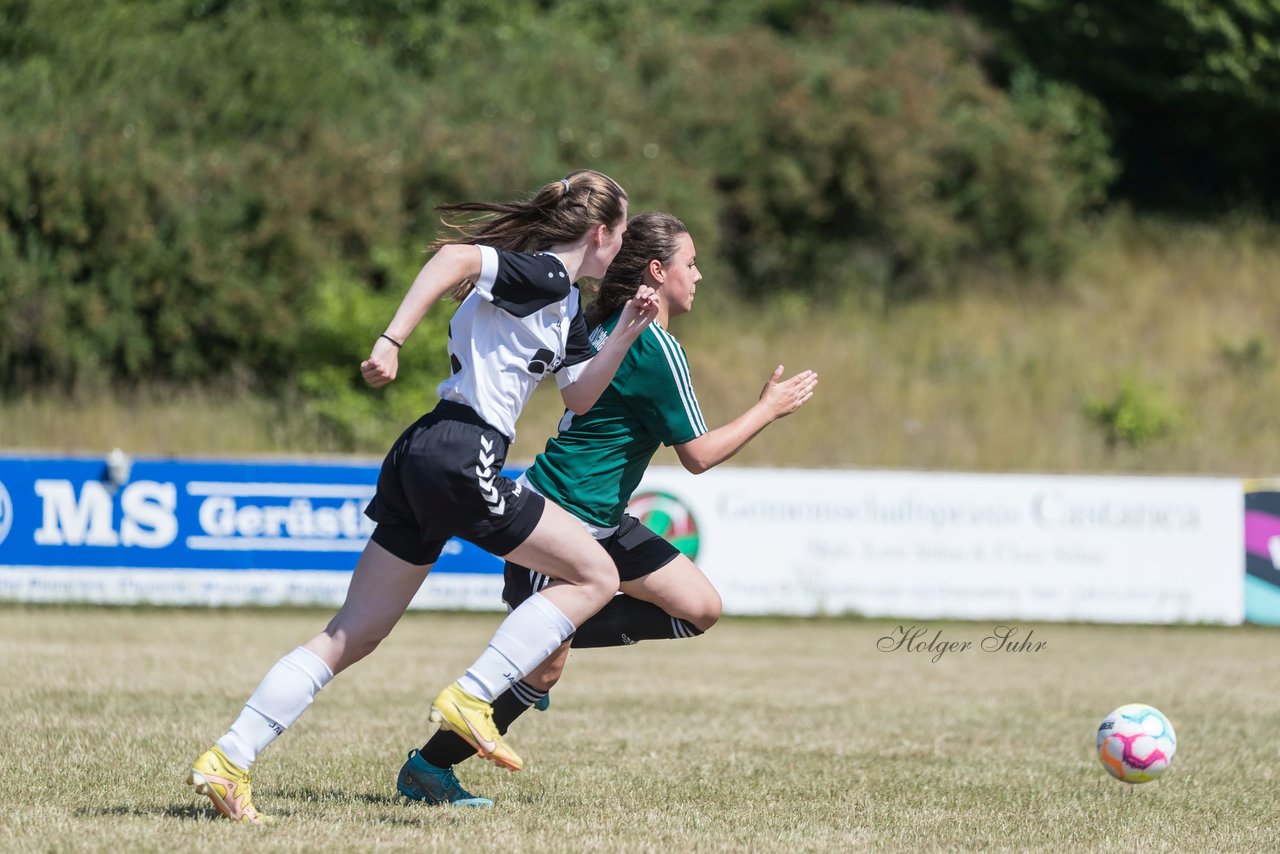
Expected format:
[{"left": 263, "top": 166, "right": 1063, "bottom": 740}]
[{"left": 436, "top": 245, "right": 595, "bottom": 440}]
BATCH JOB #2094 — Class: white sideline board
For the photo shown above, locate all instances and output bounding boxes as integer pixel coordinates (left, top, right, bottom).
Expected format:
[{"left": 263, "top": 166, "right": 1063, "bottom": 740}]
[{"left": 632, "top": 467, "right": 1244, "bottom": 624}]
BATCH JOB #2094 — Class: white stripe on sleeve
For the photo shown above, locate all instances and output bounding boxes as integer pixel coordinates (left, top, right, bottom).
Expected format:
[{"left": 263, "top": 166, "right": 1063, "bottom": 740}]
[{"left": 649, "top": 326, "right": 707, "bottom": 435}]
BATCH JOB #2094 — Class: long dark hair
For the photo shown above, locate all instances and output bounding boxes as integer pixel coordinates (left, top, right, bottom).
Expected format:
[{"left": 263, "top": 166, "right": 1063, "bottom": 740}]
[
  {"left": 432, "top": 169, "right": 628, "bottom": 300},
  {"left": 586, "top": 212, "right": 689, "bottom": 327}
]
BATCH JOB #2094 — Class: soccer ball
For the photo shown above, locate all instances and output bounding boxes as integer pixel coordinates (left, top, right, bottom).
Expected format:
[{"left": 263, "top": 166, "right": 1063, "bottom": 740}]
[{"left": 1096, "top": 703, "right": 1177, "bottom": 783}]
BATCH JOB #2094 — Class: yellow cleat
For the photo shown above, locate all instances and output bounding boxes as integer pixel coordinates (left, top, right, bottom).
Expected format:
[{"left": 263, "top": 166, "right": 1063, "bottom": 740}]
[
  {"left": 186, "top": 745, "right": 271, "bottom": 825},
  {"left": 429, "top": 683, "right": 524, "bottom": 771}
]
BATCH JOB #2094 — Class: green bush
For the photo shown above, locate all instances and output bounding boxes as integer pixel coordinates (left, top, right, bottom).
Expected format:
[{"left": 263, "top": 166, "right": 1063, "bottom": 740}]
[
  {"left": 388, "top": 2, "right": 1114, "bottom": 300},
  {"left": 0, "top": 0, "right": 1116, "bottom": 398},
  {"left": 1219, "top": 335, "right": 1272, "bottom": 374},
  {"left": 298, "top": 251, "right": 452, "bottom": 450},
  {"left": 1085, "top": 376, "right": 1180, "bottom": 448},
  {"left": 925, "top": 0, "right": 1280, "bottom": 210},
  {"left": 617, "top": 5, "right": 1115, "bottom": 300},
  {"left": 0, "top": 0, "right": 418, "bottom": 387}
]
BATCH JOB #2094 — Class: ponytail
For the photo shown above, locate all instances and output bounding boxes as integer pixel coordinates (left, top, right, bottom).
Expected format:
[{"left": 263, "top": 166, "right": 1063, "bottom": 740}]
[{"left": 431, "top": 170, "right": 628, "bottom": 300}]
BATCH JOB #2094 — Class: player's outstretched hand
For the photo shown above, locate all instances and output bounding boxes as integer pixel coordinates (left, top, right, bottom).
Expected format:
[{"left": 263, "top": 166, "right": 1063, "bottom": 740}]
[
  {"left": 615, "top": 285, "right": 660, "bottom": 337},
  {"left": 759, "top": 365, "right": 818, "bottom": 419},
  {"left": 361, "top": 336, "right": 401, "bottom": 388}
]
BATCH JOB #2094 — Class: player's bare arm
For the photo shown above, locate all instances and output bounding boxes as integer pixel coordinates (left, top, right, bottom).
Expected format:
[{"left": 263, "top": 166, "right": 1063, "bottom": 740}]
[
  {"left": 360, "top": 244, "right": 483, "bottom": 389},
  {"left": 675, "top": 365, "right": 818, "bottom": 474},
  {"left": 559, "top": 285, "right": 660, "bottom": 414}
]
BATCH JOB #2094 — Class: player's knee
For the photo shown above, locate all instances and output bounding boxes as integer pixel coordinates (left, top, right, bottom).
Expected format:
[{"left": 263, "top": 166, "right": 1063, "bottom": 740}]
[
  {"left": 662, "top": 593, "right": 720, "bottom": 634},
  {"left": 688, "top": 589, "right": 722, "bottom": 633},
  {"left": 579, "top": 552, "right": 621, "bottom": 602}
]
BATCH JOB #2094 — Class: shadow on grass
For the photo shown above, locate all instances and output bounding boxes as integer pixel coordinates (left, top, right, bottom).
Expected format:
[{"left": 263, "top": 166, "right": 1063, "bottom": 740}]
[
  {"left": 74, "top": 803, "right": 287, "bottom": 821},
  {"left": 278, "top": 786, "right": 403, "bottom": 807},
  {"left": 78, "top": 792, "right": 488, "bottom": 825},
  {"left": 276, "top": 787, "right": 470, "bottom": 824}
]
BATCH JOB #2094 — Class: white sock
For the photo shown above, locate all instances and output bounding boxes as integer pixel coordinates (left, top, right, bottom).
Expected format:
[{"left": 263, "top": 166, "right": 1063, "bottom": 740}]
[
  {"left": 216, "top": 646, "right": 334, "bottom": 769},
  {"left": 457, "top": 593, "right": 575, "bottom": 702},
  {"left": 216, "top": 708, "right": 281, "bottom": 770}
]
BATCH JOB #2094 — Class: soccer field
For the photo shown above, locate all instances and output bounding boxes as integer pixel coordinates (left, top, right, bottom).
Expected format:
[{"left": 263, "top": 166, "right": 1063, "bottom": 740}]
[{"left": 2, "top": 605, "right": 1277, "bottom": 852}]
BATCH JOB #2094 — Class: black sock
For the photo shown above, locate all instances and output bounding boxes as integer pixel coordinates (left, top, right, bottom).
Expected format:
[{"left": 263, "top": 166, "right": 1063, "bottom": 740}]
[
  {"left": 570, "top": 594, "right": 703, "bottom": 649},
  {"left": 419, "top": 680, "right": 546, "bottom": 768},
  {"left": 497, "top": 681, "right": 546, "bottom": 732}
]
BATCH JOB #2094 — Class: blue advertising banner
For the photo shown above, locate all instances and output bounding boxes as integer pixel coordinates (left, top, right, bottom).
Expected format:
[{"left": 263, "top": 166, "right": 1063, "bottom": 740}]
[{"left": 0, "top": 454, "right": 509, "bottom": 609}]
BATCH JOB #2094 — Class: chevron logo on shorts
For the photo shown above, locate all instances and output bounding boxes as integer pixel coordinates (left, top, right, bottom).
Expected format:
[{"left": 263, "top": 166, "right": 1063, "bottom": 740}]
[{"left": 476, "top": 436, "right": 505, "bottom": 516}]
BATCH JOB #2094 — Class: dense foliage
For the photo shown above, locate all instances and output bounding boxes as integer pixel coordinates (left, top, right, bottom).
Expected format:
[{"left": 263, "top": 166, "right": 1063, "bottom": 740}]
[
  {"left": 4, "top": 0, "right": 1259, "bottom": 447},
  {"left": 924, "top": 0, "right": 1280, "bottom": 210}
]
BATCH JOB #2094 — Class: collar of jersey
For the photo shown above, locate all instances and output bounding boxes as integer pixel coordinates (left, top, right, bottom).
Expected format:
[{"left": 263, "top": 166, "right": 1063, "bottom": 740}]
[{"left": 535, "top": 251, "right": 571, "bottom": 277}]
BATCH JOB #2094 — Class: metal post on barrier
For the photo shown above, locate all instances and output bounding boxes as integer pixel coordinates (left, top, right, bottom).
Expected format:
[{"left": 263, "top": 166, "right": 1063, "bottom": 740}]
[{"left": 103, "top": 448, "right": 132, "bottom": 494}]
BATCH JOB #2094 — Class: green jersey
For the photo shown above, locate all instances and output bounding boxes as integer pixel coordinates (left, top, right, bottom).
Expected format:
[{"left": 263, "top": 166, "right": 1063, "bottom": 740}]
[{"left": 524, "top": 312, "right": 707, "bottom": 528}]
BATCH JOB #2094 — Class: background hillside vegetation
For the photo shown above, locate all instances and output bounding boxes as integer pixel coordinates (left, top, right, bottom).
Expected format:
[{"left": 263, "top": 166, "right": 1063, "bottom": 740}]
[{"left": 2, "top": 0, "right": 1277, "bottom": 473}]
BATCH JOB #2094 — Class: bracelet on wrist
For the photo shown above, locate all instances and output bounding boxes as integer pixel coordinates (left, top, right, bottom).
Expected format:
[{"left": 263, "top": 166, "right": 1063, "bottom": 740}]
[{"left": 379, "top": 333, "right": 403, "bottom": 349}]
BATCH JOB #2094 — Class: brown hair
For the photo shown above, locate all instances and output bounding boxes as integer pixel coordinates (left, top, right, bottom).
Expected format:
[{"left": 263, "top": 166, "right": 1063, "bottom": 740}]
[
  {"left": 586, "top": 212, "right": 689, "bottom": 327},
  {"left": 432, "top": 170, "right": 628, "bottom": 300}
]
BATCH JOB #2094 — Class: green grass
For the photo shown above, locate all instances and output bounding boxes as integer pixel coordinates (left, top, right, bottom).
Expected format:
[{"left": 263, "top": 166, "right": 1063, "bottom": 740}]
[
  {"left": 2, "top": 605, "right": 1278, "bottom": 852},
  {"left": 3, "top": 216, "right": 1279, "bottom": 474}
]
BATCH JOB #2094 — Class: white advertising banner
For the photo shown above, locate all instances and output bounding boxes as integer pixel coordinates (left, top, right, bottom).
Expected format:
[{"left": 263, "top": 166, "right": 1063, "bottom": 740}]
[{"left": 631, "top": 467, "right": 1245, "bottom": 624}]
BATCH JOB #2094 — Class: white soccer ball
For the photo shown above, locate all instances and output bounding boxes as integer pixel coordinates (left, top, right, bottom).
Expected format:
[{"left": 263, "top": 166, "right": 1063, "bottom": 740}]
[{"left": 1096, "top": 703, "right": 1177, "bottom": 783}]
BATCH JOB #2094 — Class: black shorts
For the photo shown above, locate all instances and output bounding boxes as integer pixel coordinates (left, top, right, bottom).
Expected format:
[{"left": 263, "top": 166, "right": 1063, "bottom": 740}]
[
  {"left": 502, "top": 513, "right": 680, "bottom": 608},
  {"left": 365, "top": 401, "right": 545, "bottom": 565}
]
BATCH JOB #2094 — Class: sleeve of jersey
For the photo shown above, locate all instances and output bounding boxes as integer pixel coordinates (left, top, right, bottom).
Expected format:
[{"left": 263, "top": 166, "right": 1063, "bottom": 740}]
[
  {"left": 554, "top": 304, "right": 595, "bottom": 390},
  {"left": 628, "top": 330, "right": 708, "bottom": 445},
  {"left": 470, "top": 247, "right": 572, "bottom": 317}
]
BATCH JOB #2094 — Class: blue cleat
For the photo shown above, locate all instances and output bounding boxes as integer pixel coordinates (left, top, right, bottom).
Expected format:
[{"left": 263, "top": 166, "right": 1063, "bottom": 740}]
[{"left": 397, "top": 749, "right": 493, "bottom": 807}]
